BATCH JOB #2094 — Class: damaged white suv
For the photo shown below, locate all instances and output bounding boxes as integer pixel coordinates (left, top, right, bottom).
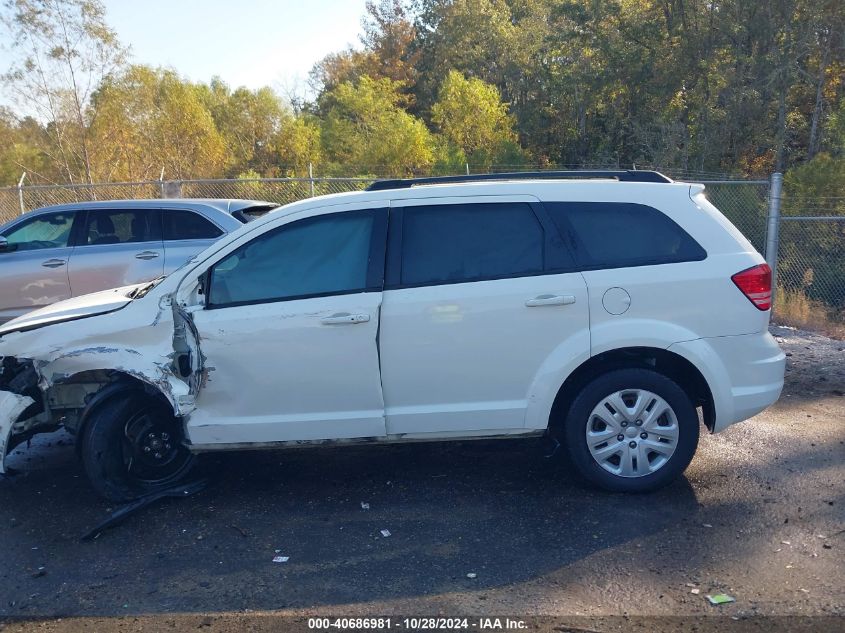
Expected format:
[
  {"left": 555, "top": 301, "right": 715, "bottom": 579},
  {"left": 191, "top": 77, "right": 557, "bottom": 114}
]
[{"left": 0, "top": 171, "right": 786, "bottom": 501}]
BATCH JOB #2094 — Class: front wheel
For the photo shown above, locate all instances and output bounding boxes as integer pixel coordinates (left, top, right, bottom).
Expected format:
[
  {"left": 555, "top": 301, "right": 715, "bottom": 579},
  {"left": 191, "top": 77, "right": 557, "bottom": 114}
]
[
  {"left": 81, "top": 391, "right": 196, "bottom": 502},
  {"left": 561, "top": 369, "right": 699, "bottom": 493}
]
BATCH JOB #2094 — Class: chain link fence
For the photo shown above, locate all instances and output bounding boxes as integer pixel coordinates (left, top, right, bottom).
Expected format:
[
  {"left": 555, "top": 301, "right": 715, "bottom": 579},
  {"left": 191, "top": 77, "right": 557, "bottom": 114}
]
[
  {"left": 0, "top": 172, "right": 842, "bottom": 336},
  {"left": 773, "top": 192, "right": 845, "bottom": 337}
]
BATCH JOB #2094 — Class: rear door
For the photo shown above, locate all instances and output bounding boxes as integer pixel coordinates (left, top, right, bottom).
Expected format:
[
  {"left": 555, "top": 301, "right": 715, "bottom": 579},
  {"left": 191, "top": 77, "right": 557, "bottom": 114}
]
[
  {"left": 0, "top": 210, "right": 78, "bottom": 321},
  {"left": 68, "top": 208, "right": 165, "bottom": 296},
  {"left": 162, "top": 209, "right": 224, "bottom": 274},
  {"left": 379, "top": 196, "right": 590, "bottom": 435}
]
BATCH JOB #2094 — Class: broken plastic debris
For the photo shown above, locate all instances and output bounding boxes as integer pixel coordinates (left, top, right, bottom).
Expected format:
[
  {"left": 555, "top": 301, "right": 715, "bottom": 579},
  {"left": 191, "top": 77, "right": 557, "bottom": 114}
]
[
  {"left": 361, "top": 502, "right": 370, "bottom": 510},
  {"left": 466, "top": 572, "right": 477, "bottom": 579},
  {"left": 702, "top": 524, "right": 713, "bottom": 528},
  {"left": 690, "top": 588, "right": 700, "bottom": 595},
  {"left": 781, "top": 540, "right": 791, "bottom": 545},
  {"left": 380, "top": 529, "right": 391, "bottom": 537},
  {"left": 707, "top": 594, "right": 735, "bottom": 605},
  {"left": 272, "top": 555, "right": 289, "bottom": 563}
]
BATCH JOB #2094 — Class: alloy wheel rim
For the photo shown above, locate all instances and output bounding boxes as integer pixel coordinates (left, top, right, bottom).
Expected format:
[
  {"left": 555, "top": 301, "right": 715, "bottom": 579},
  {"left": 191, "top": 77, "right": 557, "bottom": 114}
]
[{"left": 585, "top": 388, "right": 680, "bottom": 478}]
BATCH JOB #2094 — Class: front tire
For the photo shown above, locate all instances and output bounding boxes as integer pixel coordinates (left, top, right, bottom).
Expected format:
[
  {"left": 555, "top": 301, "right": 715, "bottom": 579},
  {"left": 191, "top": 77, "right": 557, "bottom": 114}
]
[
  {"left": 81, "top": 391, "right": 196, "bottom": 502},
  {"left": 561, "top": 369, "right": 699, "bottom": 493}
]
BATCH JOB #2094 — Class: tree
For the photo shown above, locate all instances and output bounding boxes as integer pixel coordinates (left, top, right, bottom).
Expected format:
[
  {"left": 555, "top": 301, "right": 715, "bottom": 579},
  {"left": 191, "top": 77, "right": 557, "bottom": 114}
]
[
  {"left": 320, "top": 76, "right": 434, "bottom": 176},
  {"left": 196, "top": 78, "right": 288, "bottom": 177},
  {"left": 88, "top": 66, "right": 226, "bottom": 181},
  {"left": 1, "top": 0, "right": 127, "bottom": 184},
  {"left": 274, "top": 114, "right": 323, "bottom": 177},
  {"left": 431, "top": 70, "right": 523, "bottom": 169},
  {"left": 0, "top": 109, "right": 48, "bottom": 185}
]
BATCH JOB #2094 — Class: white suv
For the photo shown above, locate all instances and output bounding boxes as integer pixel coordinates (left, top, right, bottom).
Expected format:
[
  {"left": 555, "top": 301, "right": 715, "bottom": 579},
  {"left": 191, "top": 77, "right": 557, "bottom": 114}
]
[{"left": 0, "top": 171, "right": 786, "bottom": 501}]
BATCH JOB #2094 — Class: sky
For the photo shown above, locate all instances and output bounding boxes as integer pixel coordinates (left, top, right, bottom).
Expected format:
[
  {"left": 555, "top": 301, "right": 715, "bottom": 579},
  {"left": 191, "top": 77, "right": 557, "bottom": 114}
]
[
  {"left": 1, "top": 0, "right": 369, "bottom": 102},
  {"left": 106, "top": 0, "right": 369, "bottom": 95}
]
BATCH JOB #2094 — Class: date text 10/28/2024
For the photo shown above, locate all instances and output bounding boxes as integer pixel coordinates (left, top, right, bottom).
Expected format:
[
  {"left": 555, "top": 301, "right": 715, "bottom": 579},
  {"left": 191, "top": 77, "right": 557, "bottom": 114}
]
[{"left": 308, "top": 618, "right": 528, "bottom": 630}]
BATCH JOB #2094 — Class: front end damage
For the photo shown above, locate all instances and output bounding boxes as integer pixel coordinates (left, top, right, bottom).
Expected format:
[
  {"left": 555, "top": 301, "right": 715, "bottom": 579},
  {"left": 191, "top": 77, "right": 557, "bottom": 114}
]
[{"left": 0, "top": 293, "right": 204, "bottom": 475}]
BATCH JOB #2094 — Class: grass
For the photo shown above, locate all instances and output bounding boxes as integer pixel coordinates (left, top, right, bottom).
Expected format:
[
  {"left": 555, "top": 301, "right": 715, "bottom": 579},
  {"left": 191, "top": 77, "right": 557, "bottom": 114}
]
[{"left": 773, "top": 286, "right": 845, "bottom": 340}]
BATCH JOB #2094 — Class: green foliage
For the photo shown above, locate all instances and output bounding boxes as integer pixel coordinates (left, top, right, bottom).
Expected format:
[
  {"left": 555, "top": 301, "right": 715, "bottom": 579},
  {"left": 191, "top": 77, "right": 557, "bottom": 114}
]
[
  {"left": 320, "top": 76, "right": 434, "bottom": 176},
  {"left": 0, "top": 0, "right": 842, "bottom": 185},
  {"left": 274, "top": 115, "right": 323, "bottom": 177},
  {"left": 431, "top": 70, "right": 523, "bottom": 169},
  {"left": 780, "top": 154, "right": 845, "bottom": 311},
  {"left": 88, "top": 66, "right": 227, "bottom": 181},
  {"left": 196, "top": 78, "right": 289, "bottom": 177}
]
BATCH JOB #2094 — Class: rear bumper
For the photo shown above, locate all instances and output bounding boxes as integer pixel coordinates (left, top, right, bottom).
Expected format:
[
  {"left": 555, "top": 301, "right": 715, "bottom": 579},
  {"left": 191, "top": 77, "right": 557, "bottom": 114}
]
[{"left": 669, "top": 331, "right": 785, "bottom": 432}]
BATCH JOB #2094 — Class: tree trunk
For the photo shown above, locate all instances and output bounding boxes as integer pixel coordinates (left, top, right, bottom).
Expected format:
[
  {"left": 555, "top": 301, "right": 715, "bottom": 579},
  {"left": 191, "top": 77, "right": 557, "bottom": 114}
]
[{"left": 807, "top": 32, "right": 830, "bottom": 161}]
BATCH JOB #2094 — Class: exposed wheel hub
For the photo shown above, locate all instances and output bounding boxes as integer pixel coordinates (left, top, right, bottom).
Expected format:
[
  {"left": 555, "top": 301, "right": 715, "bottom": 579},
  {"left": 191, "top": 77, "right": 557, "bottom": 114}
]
[{"left": 123, "top": 410, "right": 190, "bottom": 483}]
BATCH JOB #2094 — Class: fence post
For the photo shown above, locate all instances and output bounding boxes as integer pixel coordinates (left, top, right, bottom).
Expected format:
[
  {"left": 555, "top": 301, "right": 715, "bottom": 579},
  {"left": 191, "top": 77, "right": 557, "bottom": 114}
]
[
  {"left": 17, "top": 172, "right": 26, "bottom": 215},
  {"left": 161, "top": 180, "right": 182, "bottom": 198},
  {"left": 308, "top": 163, "right": 315, "bottom": 197},
  {"left": 765, "top": 172, "right": 783, "bottom": 299}
]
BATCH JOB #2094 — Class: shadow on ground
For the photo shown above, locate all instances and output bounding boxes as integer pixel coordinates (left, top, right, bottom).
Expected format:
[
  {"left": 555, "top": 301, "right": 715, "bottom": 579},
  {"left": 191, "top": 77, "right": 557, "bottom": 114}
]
[{"left": 0, "top": 434, "right": 708, "bottom": 615}]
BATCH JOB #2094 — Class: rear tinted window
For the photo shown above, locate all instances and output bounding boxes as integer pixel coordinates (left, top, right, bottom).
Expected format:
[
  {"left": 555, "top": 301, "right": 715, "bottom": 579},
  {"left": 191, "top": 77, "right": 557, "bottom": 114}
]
[
  {"left": 163, "top": 210, "right": 223, "bottom": 240},
  {"left": 83, "top": 209, "right": 161, "bottom": 245},
  {"left": 545, "top": 202, "right": 706, "bottom": 269},
  {"left": 399, "top": 203, "right": 543, "bottom": 286}
]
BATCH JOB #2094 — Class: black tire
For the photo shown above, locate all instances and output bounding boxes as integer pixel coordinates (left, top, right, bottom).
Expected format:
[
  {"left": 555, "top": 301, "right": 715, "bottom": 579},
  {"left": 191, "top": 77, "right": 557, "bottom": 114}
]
[
  {"left": 81, "top": 390, "right": 196, "bottom": 502},
  {"left": 561, "top": 368, "right": 699, "bottom": 493}
]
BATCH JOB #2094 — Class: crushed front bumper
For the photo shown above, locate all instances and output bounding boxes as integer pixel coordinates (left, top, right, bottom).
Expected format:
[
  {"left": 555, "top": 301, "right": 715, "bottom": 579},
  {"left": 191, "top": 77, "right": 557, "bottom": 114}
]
[{"left": 0, "top": 357, "right": 44, "bottom": 474}]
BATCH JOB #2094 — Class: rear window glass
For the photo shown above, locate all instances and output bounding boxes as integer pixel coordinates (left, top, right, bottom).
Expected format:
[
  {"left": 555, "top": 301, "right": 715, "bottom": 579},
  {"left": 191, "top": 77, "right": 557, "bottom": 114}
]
[
  {"left": 545, "top": 202, "right": 706, "bottom": 269},
  {"left": 163, "top": 210, "right": 223, "bottom": 240},
  {"left": 234, "top": 205, "right": 279, "bottom": 223},
  {"left": 83, "top": 209, "right": 161, "bottom": 245},
  {"left": 400, "top": 203, "right": 544, "bottom": 286}
]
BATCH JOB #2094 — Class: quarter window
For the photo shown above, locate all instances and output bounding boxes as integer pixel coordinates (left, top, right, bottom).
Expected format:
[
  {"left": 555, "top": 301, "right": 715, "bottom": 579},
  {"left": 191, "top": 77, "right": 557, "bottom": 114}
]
[
  {"left": 2, "top": 212, "right": 75, "bottom": 251},
  {"left": 163, "top": 210, "right": 223, "bottom": 240},
  {"left": 83, "top": 209, "right": 161, "bottom": 245},
  {"left": 208, "top": 211, "right": 376, "bottom": 307},
  {"left": 399, "top": 203, "right": 544, "bottom": 286},
  {"left": 545, "top": 202, "right": 706, "bottom": 269}
]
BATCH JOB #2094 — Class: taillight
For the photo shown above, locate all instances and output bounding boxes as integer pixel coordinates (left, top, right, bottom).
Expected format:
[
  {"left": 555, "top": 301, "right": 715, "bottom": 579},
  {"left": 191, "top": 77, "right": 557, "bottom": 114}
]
[{"left": 732, "top": 263, "right": 772, "bottom": 310}]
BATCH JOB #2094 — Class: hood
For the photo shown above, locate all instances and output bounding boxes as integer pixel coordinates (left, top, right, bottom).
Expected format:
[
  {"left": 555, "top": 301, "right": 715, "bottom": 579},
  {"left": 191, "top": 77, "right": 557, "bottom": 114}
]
[{"left": 0, "top": 283, "right": 145, "bottom": 336}]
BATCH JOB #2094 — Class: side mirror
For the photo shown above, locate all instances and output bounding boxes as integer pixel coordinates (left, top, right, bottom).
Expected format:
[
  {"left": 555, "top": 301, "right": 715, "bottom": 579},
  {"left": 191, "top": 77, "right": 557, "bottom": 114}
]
[{"left": 0, "top": 237, "right": 12, "bottom": 253}]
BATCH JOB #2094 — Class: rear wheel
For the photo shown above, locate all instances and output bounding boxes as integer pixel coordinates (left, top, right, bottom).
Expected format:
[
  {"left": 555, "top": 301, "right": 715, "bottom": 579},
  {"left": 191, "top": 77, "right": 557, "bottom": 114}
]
[
  {"left": 81, "top": 391, "right": 196, "bottom": 502},
  {"left": 561, "top": 369, "right": 699, "bottom": 492}
]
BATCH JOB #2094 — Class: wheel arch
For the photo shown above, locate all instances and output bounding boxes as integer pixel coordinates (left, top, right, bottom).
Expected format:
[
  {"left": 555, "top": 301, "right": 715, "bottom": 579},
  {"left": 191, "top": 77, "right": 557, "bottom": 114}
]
[
  {"left": 547, "top": 346, "right": 715, "bottom": 434},
  {"left": 67, "top": 371, "right": 181, "bottom": 457}
]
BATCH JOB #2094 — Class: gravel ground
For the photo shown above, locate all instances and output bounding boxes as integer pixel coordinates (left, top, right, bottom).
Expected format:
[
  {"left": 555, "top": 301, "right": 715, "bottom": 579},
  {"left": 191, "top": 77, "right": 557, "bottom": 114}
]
[{"left": 0, "top": 325, "right": 842, "bottom": 632}]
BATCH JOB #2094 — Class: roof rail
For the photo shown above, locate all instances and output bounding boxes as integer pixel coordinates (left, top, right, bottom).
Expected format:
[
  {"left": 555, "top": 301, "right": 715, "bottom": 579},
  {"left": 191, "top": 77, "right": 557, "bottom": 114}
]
[{"left": 365, "top": 170, "right": 673, "bottom": 191}]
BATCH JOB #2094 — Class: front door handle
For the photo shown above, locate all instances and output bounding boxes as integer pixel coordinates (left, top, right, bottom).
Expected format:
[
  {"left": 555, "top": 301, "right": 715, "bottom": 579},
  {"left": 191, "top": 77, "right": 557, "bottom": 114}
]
[
  {"left": 135, "top": 250, "right": 160, "bottom": 260},
  {"left": 41, "top": 258, "right": 66, "bottom": 268},
  {"left": 525, "top": 294, "right": 576, "bottom": 307},
  {"left": 320, "top": 313, "right": 371, "bottom": 325}
]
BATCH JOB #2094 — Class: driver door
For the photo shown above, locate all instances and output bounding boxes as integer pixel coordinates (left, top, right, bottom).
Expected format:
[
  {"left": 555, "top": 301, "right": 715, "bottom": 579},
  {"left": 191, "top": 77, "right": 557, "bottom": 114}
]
[
  {"left": 0, "top": 210, "right": 77, "bottom": 323},
  {"left": 186, "top": 203, "right": 388, "bottom": 447}
]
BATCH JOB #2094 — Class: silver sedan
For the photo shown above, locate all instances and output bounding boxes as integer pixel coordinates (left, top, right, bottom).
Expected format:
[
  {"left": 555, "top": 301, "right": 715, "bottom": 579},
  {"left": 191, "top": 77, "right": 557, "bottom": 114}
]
[{"left": 0, "top": 198, "right": 277, "bottom": 323}]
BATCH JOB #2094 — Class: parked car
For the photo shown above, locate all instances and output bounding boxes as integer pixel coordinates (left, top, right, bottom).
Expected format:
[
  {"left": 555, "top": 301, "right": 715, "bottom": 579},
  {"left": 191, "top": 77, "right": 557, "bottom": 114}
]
[
  {"left": 0, "top": 199, "right": 278, "bottom": 323},
  {"left": 0, "top": 171, "right": 785, "bottom": 501}
]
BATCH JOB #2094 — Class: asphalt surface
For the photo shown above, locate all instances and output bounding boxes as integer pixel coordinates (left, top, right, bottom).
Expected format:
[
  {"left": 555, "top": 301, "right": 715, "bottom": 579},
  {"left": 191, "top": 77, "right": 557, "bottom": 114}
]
[{"left": 0, "top": 325, "right": 842, "bottom": 632}]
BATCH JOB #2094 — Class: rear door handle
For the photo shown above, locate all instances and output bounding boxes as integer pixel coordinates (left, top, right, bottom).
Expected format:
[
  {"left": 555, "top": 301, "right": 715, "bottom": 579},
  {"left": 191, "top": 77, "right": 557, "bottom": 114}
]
[
  {"left": 41, "top": 258, "right": 66, "bottom": 268},
  {"left": 525, "top": 294, "right": 576, "bottom": 307},
  {"left": 135, "top": 250, "right": 160, "bottom": 260},
  {"left": 320, "top": 313, "right": 371, "bottom": 325}
]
